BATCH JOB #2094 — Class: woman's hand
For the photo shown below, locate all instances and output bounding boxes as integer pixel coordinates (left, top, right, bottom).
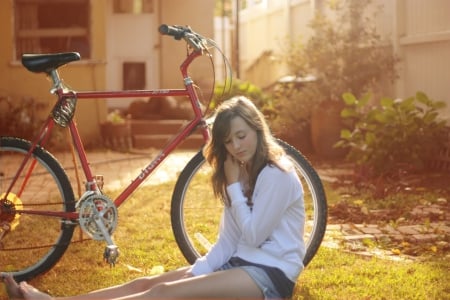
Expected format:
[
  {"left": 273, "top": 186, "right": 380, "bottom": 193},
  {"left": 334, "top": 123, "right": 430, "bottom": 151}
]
[{"left": 224, "top": 154, "right": 241, "bottom": 185}]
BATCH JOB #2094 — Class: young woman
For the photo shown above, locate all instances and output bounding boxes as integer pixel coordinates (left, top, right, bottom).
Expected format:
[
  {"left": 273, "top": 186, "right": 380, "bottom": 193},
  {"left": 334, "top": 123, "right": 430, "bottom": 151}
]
[{"left": 3, "top": 96, "right": 306, "bottom": 299}]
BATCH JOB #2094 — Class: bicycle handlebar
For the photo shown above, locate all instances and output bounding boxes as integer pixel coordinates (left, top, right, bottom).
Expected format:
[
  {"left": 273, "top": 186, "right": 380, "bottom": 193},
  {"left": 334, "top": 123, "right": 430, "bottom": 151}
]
[
  {"left": 159, "top": 24, "right": 206, "bottom": 51},
  {"left": 159, "top": 24, "right": 189, "bottom": 39}
]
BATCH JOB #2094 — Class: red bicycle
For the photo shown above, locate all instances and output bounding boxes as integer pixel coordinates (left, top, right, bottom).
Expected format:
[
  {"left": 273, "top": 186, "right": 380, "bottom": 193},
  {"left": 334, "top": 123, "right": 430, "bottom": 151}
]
[{"left": 0, "top": 25, "right": 327, "bottom": 282}]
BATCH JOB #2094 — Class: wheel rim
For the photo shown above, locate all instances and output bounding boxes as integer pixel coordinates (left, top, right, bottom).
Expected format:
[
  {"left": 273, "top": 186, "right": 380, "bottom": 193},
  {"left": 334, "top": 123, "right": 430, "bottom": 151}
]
[
  {"left": 173, "top": 144, "right": 327, "bottom": 266},
  {"left": 0, "top": 140, "right": 74, "bottom": 281}
]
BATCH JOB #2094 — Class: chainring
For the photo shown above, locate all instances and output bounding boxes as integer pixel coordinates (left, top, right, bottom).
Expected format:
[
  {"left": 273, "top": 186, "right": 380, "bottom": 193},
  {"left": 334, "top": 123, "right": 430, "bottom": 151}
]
[{"left": 78, "top": 194, "right": 118, "bottom": 241}]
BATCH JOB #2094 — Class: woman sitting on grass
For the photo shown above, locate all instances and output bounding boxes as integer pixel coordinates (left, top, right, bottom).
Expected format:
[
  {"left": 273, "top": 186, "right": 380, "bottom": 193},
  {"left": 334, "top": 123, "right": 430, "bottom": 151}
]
[{"left": 3, "top": 96, "right": 306, "bottom": 299}]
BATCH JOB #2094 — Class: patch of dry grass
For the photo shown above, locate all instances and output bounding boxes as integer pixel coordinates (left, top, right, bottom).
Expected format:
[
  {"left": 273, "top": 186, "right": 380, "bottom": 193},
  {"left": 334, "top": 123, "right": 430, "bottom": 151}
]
[{"left": 1, "top": 179, "right": 449, "bottom": 299}]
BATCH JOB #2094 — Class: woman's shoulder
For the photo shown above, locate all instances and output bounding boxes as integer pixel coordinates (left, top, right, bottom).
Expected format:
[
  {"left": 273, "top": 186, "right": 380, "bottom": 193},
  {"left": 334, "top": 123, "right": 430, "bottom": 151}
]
[
  {"left": 257, "top": 158, "right": 300, "bottom": 192},
  {"left": 261, "top": 156, "right": 294, "bottom": 177}
]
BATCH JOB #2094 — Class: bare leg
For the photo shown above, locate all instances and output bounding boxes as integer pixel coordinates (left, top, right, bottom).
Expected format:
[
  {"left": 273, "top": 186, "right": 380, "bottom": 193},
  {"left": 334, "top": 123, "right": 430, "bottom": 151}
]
[
  {"left": 119, "top": 268, "right": 264, "bottom": 299},
  {"left": 19, "top": 282, "right": 51, "bottom": 300},
  {"left": 18, "top": 267, "right": 191, "bottom": 300},
  {"left": 65, "top": 267, "right": 191, "bottom": 300},
  {"left": 12, "top": 267, "right": 264, "bottom": 299},
  {"left": 2, "top": 275, "right": 24, "bottom": 299}
]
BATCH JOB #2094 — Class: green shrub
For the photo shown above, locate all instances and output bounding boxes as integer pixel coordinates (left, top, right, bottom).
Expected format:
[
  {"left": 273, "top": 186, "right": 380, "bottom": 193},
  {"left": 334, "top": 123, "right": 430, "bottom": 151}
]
[
  {"left": 336, "top": 92, "right": 447, "bottom": 179},
  {"left": 0, "top": 95, "right": 47, "bottom": 140},
  {"left": 275, "top": 0, "right": 398, "bottom": 131},
  {"left": 211, "top": 79, "right": 274, "bottom": 116}
]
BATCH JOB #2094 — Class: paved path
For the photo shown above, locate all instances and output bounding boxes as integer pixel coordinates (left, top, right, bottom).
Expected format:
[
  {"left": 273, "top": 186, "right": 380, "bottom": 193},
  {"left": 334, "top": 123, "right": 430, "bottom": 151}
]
[
  {"left": 55, "top": 149, "right": 197, "bottom": 191},
  {"left": 318, "top": 169, "right": 450, "bottom": 260},
  {"left": 29, "top": 149, "right": 450, "bottom": 260}
]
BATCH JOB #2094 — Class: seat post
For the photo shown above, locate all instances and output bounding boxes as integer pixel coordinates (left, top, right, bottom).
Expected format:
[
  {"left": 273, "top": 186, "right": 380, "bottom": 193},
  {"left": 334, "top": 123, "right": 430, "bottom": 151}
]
[{"left": 49, "top": 69, "right": 62, "bottom": 89}]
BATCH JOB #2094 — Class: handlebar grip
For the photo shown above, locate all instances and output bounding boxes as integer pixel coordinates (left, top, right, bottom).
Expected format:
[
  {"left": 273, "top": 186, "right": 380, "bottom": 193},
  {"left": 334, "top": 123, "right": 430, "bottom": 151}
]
[{"left": 159, "top": 24, "right": 190, "bottom": 40}]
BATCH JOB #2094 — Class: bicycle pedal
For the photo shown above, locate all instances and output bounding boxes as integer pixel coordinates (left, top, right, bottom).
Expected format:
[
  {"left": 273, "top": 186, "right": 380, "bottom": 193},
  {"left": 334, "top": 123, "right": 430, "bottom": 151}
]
[{"left": 103, "top": 245, "right": 119, "bottom": 267}]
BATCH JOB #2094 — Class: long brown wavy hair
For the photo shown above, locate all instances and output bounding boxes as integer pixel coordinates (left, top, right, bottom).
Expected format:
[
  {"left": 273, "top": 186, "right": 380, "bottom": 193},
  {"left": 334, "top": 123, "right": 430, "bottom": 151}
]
[{"left": 204, "top": 96, "right": 286, "bottom": 207}]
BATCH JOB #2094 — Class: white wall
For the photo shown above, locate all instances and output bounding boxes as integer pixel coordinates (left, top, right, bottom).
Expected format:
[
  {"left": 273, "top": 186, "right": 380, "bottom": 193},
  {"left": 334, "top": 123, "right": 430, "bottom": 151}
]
[
  {"left": 394, "top": 0, "right": 450, "bottom": 119},
  {"left": 214, "top": 16, "right": 233, "bottom": 83},
  {"left": 105, "top": 0, "right": 159, "bottom": 109},
  {"left": 235, "top": 0, "right": 450, "bottom": 120},
  {"left": 238, "top": 0, "right": 314, "bottom": 85}
]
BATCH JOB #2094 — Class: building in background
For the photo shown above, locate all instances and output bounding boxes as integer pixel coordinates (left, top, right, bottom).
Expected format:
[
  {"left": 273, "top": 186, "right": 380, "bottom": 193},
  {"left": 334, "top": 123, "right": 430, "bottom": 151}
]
[
  {"left": 225, "top": 0, "right": 450, "bottom": 119},
  {"left": 2, "top": 0, "right": 449, "bottom": 147},
  {"left": 0, "top": 0, "right": 214, "bottom": 145}
]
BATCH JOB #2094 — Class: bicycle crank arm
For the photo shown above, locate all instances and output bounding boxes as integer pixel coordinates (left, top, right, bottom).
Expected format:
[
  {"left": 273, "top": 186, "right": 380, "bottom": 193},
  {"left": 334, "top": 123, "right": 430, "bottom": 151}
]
[{"left": 93, "top": 215, "right": 119, "bottom": 266}]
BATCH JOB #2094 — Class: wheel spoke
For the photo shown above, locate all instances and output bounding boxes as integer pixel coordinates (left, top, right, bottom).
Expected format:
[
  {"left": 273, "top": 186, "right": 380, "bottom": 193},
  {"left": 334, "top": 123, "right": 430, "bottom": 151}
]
[
  {"left": 0, "top": 137, "right": 75, "bottom": 281},
  {"left": 171, "top": 141, "right": 327, "bottom": 267}
]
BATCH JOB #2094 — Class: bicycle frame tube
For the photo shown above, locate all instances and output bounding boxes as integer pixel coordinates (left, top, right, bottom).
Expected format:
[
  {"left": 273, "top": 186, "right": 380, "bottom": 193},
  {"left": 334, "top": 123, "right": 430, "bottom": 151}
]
[
  {"left": 10, "top": 49, "right": 210, "bottom": 220},
  {"left": 7, "top": 117, "right": 80, "bottom": 220},
  {"left": 66, "top": 94, "right": 207, "bottom": 209},
  {"left": 65, "top": 49, "right": 209, "bottom": 208},
  {"left": 4, "top": 117, "right": 56, "bottom": 198}
]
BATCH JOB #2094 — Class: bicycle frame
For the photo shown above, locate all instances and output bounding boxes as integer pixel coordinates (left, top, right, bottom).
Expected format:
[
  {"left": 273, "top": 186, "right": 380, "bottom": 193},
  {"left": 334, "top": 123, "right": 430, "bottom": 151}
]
[{"left": 8, "top": 49, "right": 210, "bottom": 220}]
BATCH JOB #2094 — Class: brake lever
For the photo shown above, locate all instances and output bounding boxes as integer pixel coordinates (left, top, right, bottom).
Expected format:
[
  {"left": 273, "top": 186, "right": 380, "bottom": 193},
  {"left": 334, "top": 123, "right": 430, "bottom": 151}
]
[{"left": 184, "top": 33, "right": 207, "bottom": 52}]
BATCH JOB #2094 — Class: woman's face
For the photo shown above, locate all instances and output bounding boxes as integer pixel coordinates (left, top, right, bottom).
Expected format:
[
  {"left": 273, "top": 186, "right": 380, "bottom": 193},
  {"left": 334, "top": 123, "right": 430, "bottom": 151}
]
[{"left": 223, "top": 116, "right": 258, "bottom": 164}]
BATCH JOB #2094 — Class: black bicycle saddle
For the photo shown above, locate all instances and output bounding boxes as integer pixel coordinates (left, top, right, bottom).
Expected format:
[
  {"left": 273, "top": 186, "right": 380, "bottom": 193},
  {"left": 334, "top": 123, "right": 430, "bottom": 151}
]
[{"left": 22, "top": 52, "right": 81, "bottom": 74}]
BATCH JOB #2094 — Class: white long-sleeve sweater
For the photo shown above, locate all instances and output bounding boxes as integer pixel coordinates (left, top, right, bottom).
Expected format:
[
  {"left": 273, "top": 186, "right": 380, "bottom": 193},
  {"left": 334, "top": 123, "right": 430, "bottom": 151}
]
[{"left": 190, "top": 157, "right": 306, "bottom": 282}]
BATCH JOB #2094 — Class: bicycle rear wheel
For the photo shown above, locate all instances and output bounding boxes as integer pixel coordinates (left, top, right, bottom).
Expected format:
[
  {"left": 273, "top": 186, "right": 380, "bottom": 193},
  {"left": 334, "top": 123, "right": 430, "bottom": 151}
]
[
  {"left": 171, "top": 139, "right": 327, "bottom": 267},
  {"left": 0, "top": 137, "right": 76, "bottom": 282}
]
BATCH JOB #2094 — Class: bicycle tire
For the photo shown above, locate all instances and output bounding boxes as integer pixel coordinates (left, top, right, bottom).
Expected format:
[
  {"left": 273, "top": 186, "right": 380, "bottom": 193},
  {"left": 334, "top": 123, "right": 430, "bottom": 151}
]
[
  {"left": 171, "top": 139, "right": 327, "bottom": 267},
  {"left": 0, "top": 137, "right": 76, "bottom": 282}
]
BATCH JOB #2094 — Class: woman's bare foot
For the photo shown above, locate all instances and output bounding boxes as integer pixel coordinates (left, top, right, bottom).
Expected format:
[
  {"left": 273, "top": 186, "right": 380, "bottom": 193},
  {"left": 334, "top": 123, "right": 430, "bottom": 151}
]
[
  {"left": 19, "top": 282, "right": 53, "bottom": 300},
  {"left": 2, "top": 275, "right": 24, "bottom": 299}
]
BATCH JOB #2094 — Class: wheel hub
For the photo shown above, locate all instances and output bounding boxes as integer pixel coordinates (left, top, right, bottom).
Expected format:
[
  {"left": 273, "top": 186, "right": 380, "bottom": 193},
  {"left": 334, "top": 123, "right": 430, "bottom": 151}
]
[
  {"left": 0, "top": 193, "right": 22, "bottom": 227},
  {"left": 0, "top": 199, "right": 15, "bottom": 223},
  {"left": 0, "top": 193, "right": 23, "bottom": 249}
]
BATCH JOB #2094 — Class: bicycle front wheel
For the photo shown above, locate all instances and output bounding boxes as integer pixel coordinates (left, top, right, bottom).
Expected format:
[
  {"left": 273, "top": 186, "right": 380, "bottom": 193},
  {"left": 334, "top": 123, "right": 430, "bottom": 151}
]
[
  {"left": 0, "top": 137, "right": 76, "bottom": 282},
  {"left": 171, "top": 139, "right": 327, "bottom": 267}
]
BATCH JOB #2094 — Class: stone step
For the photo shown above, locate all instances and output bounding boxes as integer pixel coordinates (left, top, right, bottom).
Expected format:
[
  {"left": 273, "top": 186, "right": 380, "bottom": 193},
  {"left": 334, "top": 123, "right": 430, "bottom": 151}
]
[{"left": 129, "top": 119, "right": 204, "bottom": 149}]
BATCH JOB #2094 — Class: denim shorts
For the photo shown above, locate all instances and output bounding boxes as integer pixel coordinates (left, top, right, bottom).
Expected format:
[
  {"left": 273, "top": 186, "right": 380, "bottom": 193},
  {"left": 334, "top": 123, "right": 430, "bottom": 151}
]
[{"left": 217, "top": 260, "right": 282, "bottom": 299}]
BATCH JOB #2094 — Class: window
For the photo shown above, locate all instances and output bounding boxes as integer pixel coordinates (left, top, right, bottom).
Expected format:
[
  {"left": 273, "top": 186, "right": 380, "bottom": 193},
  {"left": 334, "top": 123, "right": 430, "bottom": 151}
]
[
  {"left": 123, "top": 62, "right": 146, "bottom": 90},
  {"left": 14, "top": 0, "right": 90, "bottom": 59}
]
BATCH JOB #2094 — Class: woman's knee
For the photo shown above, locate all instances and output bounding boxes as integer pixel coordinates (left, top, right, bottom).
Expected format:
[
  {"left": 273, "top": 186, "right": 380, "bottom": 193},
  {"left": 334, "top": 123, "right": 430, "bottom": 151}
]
[{"left": 128, "top": 277, "right": 155, "bottom": 291}]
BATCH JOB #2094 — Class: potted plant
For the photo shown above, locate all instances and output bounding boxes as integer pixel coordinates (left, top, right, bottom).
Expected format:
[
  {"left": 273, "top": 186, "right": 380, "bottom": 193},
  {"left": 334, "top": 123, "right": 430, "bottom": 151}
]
[{"left": 275, "top": 0, "right": 398, "bottom": 159}]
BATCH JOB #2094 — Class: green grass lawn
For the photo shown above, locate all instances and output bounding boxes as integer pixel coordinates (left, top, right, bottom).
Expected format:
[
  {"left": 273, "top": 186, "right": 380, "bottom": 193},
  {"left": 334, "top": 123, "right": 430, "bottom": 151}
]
[{"left": 1, "top": 179, "right": 449, "bottom": 299}]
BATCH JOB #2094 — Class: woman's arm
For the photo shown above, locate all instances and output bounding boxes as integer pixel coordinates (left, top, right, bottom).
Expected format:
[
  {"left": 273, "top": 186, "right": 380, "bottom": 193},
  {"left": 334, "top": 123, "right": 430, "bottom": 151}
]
[
  {"left": 190, "top": 207, "right": 240, "bottom": 275},
  {"left": 227, "top": 166, "right": 301, "bottom": 246}
]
